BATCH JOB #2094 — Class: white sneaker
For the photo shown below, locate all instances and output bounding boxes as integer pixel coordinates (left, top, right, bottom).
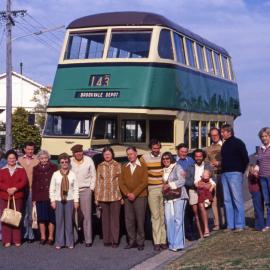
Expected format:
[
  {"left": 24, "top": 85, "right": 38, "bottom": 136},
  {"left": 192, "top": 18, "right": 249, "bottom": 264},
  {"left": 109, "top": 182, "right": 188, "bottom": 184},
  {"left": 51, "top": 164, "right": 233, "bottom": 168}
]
[{"left": 262, "top": 226, "right": 270, "bottom": 232}]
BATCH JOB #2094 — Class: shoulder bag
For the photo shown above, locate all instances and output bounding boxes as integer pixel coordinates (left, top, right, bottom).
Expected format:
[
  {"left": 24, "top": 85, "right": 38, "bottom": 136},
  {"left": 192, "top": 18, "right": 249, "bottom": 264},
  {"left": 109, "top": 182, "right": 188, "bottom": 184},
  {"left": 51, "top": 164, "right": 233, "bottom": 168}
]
[{"left": 1, "top": 196, "right": 22, "bottom": 227}]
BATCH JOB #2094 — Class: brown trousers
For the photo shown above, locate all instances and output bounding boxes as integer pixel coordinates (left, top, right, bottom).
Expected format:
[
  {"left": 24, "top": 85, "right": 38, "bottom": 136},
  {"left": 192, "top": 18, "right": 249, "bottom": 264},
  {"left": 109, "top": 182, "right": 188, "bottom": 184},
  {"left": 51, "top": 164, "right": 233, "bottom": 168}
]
[
  {"left": 124, "top": 197, "right": 147, "bottom": 246},
  {"left": 212, "top": 175, "right": 225, "bottom": 227},
  {"left": 99, "top": 200, "right": 121, "bottom": 244}
]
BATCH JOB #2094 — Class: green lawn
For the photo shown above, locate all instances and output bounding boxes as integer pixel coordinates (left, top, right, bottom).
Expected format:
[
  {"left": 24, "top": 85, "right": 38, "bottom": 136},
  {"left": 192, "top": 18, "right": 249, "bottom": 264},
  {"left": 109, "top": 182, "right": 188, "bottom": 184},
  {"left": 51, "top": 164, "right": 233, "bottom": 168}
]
[{"left": 163, "top": 211, "right": 270, "bottom": 270}]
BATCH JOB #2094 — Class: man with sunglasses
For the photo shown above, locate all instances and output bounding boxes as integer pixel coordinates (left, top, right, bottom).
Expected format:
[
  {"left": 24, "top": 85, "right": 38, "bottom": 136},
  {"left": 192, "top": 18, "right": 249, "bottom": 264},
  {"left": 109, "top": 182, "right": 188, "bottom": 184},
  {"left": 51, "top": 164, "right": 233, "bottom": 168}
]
[{"left": 70, "top": 144, "right": 96, "bottom": 247}]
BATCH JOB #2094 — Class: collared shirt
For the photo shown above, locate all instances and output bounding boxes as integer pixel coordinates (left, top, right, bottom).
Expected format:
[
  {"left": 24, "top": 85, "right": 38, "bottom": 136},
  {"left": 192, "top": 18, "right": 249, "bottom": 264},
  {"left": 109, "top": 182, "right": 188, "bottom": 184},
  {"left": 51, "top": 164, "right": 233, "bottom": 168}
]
[
  {"left": 126, "top": 159, "right": 141, "bottom": 175},
  {"left": 261, "top": 144, "right": 270, "bottom": 151},
  {"left": 18, "top": 154, "right": 39, "bottom": 188},
  {"left": 2, "top": 163, "right": 21, "bottom": 176},
  {"left": 150, "top": 153, "right": 161, "bottom": 158},
  {"left": 194, "top": 162, "right": 205, "bottom": 184},
  {"left": 176, "top": 156, "right": 195, "bottom": 172},
  {"left": 214, "top": 140, "right": 223, "bottom": 146}
]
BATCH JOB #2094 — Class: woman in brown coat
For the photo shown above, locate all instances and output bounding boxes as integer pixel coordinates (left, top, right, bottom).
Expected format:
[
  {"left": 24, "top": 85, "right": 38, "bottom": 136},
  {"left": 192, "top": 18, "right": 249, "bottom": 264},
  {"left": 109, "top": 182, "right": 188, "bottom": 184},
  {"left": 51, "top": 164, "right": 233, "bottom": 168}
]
[
  {"left": 95, "top": 147, "right": 122, "bottom": 248},
  {"left": 32, "top": 150, "right": 57, "bottom": 245}
]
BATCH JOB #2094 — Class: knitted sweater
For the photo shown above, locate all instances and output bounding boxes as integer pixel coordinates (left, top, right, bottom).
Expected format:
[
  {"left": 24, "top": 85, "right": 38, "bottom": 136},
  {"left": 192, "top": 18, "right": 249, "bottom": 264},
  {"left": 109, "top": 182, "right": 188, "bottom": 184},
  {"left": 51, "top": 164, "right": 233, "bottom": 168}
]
[
  {"left": 221, "top": 136, "right": 249, "bottom": 174},
  {"left": 257, "top": 146, "right": 270, "bottom": 177},
  {"left": 140, "top": 153, "right": 163, "bottom": 185},
  {"left": 70, "top": 155, "right": 96, "bottom": 191}
]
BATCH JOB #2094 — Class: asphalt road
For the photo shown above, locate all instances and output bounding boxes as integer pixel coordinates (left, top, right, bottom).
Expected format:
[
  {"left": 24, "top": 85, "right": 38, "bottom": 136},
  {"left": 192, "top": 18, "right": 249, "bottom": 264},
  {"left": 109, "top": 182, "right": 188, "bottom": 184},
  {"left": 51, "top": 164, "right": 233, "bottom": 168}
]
[{"left": 0, "top": 237, "right": 158, "bottom": 270}]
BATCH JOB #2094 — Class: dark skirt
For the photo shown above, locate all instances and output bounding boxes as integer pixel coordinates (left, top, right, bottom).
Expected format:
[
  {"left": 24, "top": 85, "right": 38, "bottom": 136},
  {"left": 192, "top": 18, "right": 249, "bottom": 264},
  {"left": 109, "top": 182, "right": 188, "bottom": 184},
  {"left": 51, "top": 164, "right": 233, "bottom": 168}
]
[{"left": 36, "top": 201, "right": 55, "bottom": 224}]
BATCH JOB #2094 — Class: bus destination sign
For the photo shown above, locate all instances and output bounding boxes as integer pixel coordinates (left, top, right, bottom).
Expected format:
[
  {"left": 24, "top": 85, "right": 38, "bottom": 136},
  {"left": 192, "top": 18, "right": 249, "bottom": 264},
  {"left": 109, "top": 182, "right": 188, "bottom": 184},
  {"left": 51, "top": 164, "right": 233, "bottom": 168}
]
[{"left": 75, "top": 91, "right": 120, "bottom": 98}]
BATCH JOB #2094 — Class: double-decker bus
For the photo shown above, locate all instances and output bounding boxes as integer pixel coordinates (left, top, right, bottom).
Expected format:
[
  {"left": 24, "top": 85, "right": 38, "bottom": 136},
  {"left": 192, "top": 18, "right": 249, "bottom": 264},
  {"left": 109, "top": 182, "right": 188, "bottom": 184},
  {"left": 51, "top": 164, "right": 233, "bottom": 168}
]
[{"left": 42, "top": 11, "right": 240, "bottom": 158}]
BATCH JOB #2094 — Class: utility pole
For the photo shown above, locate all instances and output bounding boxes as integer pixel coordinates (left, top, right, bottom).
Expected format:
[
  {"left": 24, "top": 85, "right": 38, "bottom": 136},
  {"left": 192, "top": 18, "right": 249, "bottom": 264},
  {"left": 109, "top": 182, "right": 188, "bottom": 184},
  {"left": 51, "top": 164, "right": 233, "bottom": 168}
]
[{"left": 0, "top": 1, "right": 26, "bottom": 151}]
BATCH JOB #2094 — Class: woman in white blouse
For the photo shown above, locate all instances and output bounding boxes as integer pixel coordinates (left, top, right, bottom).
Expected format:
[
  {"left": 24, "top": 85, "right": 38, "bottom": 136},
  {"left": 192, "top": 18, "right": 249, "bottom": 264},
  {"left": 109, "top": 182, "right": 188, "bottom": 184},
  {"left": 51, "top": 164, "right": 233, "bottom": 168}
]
[
  {"left": 162, "top": 152, "right": 188, "bottom": 252},
  {"left": 49, "top": 153, "right": 79, "bottom": 249}
]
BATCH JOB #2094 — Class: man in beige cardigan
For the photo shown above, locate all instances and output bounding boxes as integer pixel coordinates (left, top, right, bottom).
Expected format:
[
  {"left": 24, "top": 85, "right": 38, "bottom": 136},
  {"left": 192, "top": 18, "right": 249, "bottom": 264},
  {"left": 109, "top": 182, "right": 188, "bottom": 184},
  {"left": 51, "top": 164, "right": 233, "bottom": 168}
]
[
  {"left": 70, "top": 144, "right": 96, "bottom": 247},
  {"left": 119, "top": 146, "right": 148, "bottom": 251},
  {"left": 18, "top": 141, "right": 39, "bottom": 243}
]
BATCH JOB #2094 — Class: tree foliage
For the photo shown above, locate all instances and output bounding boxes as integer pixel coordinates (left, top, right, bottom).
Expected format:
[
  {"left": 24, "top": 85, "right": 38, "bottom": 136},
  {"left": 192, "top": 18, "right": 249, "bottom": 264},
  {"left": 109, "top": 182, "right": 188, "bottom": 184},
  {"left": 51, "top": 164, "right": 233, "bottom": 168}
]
[
  {"left": 31, "top": 87, "right": 51, "bottom": 129},
  {"left": 12, "top": 107, "right": 41, "bottom": 150}
]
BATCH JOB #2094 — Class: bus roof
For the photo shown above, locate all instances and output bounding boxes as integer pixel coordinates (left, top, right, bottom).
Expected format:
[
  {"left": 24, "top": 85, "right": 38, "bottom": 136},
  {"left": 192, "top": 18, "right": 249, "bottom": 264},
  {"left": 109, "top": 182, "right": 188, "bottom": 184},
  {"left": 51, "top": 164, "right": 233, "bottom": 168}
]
[{"left": 67, "top": 11, "right": 230, "bottom": 57}]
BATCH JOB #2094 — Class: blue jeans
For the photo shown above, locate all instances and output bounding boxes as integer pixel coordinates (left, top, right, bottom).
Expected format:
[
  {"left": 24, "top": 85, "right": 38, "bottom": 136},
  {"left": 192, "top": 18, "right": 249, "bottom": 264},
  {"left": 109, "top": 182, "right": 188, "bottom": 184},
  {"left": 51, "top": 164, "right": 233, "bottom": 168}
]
[
  {"left": 251, "top": 191, "right": 264, "bottom": 230},
  {"left": 221, "top": 172, "right": 245, "bottom": 229},
  {"left": 260, "top": 177, "right": 270, "bottom": 205},
  {"left": 23, "top": 191, "right": 34, "bottom": 240},
  {"left": 164, "top": 199, "right": 187, "bottom": 250},
  {"left": 260, "top": 177, "right": 270, "bottom": 226}
]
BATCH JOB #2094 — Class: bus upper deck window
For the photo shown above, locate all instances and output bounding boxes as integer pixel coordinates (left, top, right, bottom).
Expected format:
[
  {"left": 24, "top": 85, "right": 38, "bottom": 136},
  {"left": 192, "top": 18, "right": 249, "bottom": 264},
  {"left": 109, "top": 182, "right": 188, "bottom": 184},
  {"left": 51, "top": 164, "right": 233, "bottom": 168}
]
[
  {"left": 65, "top": 31, "right": 106, "bottom": 60},
  {"left": 186, "top": 38, "right": 197, "bottom": 68},
  {"left": 214, "top": 52, "right": 222, "bottom": 77},
  {"left": 229, "top": 58, "right": 235, "bottom": 80},
  {"left": 222, "top": 56, "right": 229, "bottom": 79},
  {"left": 158, "top": 29, "right": 174, "bottom": 60},
  {"left": 206, "top": 48, "right": 214, "bottom": 74},
  {"left": 196, "top": 44, "right": 207, "bottom": 71},
  {"left": 173, "top": 33, "right": 186, "bottom": 64},
  {"left": 107, "top": 31, "right": 151, "bottom": 58}
]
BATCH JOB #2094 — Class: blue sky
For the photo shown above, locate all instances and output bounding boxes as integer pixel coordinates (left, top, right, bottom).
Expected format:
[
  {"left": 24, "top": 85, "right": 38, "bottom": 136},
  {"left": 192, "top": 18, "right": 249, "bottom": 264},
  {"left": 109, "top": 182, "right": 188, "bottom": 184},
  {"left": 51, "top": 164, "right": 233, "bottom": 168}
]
[{"left": 0, "top": 0, "right": 269, "bottom": 153}]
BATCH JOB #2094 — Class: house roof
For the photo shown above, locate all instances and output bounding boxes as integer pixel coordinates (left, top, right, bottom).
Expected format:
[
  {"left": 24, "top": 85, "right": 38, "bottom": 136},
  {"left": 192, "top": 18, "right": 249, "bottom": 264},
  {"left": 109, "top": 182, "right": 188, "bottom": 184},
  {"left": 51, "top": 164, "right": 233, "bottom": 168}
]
[{"left": 0, "top": 71, "right": 46, "bottom": 89}]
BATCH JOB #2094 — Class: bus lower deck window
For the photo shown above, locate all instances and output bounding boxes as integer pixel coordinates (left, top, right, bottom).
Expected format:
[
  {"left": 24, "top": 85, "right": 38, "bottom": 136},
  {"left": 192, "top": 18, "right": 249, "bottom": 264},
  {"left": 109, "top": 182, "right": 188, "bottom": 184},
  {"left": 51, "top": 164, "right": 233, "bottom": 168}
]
[{"left": 122, "top": 120, "right": 146, "bottom": 142}]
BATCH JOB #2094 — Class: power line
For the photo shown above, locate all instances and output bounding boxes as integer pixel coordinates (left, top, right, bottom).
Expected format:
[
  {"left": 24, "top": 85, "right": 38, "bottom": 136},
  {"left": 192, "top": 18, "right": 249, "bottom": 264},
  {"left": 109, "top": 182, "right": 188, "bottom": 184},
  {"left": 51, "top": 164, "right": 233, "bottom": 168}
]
[
  {"left": 26, "top": 13, "right": 64, "bottom": 42},
  {"left": 14, "top": 21, "right": 60, "bottom": 52},
  {"left": 19, "top": 16, "right": 62, "bottom": 47}
]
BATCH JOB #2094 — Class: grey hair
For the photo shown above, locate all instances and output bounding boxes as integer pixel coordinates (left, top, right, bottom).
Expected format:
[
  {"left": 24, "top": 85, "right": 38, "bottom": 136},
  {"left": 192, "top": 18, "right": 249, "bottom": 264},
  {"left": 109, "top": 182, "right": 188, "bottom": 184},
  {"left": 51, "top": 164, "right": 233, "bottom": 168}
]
[
  {"left": 37, "top": 149, "right": 51, "bottom": 160},
  {"left": 258, "top": 127, "right": 270, "bottom": 138}
]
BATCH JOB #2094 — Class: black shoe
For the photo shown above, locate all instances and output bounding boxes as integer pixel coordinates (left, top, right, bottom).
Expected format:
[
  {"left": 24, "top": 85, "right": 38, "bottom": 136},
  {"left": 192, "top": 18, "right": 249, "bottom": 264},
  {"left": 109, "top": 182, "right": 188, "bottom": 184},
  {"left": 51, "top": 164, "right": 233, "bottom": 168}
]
[
  {"left": 137, "top": 245, "right": 144, "bottom": 251},
  {"left": 154, "top": 244, "right": 161, "bottom": 251},
  {"left": 160, "top": 243, "right": 168, "bottom": 250},
  {"left": 104, "top": 243, "right": 111, "bottom": 247},
  {"left": 124, "top": 243, "right": 137, "bottom": 249},
  {"left": 47, "top": 239, "right": 54, "bottom": 246},
  {"left": 40, "top": 239, "right": 46, "bottom": 245},
  {"left": 85, "top": 243, "right": 92, "bottom": 247},
  {"left": 112, "top": 243, "right": 119, "bottom": 248},
  {"left": 27, "top": 239, "right": 34, "bottom": 244}
]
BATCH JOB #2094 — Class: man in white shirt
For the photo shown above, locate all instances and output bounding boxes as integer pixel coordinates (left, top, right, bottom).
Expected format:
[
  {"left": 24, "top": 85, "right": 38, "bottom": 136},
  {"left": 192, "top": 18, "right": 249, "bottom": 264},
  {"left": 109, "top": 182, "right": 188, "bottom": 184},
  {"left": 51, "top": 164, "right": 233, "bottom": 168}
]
[{"left": 70, "top": 144, "right": 96, "bottom": 247}]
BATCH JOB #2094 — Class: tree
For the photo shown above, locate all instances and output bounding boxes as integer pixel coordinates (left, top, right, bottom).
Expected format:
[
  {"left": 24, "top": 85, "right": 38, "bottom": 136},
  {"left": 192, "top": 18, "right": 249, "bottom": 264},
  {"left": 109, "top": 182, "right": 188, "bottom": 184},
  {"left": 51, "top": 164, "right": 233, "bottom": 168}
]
[
  {"left": 31, "top": 87, "right": 51, "bottom": 129},
  {"left": 12, "top": 108, "right": 41, "bottom": 150}
]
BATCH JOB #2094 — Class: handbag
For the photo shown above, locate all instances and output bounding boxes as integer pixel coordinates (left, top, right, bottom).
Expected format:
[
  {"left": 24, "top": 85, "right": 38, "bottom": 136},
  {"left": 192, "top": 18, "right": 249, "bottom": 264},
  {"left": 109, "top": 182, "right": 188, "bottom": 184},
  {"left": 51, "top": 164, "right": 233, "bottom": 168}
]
[
  {"left": 32, "top": 204, "right": 38, "bottom": 229},
  {"left": 162, "top": 187, "right": 182, "bottom": 201},
  {"left": 0, "top": 196, "right": 22, "bottom": 227},
  {"left": 73, "top": 207, "right": 84, "bottom": 231}
]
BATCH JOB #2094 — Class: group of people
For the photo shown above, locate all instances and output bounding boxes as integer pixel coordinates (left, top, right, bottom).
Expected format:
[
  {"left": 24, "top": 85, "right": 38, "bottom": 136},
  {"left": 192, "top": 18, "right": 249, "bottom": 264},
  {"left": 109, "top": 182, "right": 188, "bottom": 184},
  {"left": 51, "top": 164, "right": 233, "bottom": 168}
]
[{"left": 0, "top": 124, "right": 269, "bottom": 252}]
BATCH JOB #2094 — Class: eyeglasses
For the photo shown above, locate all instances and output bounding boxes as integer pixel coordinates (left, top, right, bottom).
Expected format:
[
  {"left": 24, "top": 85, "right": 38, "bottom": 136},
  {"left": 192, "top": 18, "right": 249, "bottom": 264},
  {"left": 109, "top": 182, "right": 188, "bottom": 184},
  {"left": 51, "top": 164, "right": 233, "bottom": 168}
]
[
  {"left": 60, "top": 160, "right": 69, "bottom": 164},
  {"left": 162, "top": 157, "right": 170, "bottom": 161}
]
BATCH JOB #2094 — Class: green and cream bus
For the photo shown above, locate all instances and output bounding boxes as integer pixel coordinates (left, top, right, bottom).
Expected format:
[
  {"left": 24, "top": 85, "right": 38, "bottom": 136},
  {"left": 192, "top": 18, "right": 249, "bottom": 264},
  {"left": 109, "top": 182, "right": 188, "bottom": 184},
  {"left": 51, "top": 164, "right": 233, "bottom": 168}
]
[{"left": 42, "top": 11, "right": 240, "bottom": 158}]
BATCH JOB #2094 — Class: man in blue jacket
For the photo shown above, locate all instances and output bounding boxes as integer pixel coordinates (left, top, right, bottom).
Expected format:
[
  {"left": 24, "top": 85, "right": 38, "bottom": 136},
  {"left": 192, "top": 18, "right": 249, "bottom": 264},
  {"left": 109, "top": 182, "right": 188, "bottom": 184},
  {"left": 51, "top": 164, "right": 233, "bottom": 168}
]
[{"left": 221, "top": 124, "right": 249, "bottom": 232}]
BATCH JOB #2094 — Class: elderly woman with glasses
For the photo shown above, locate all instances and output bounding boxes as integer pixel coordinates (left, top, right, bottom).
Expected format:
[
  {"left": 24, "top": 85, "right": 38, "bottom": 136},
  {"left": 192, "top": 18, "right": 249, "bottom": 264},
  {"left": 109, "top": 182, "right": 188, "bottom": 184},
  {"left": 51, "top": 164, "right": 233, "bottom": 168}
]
[
  {"left": 161, "top": 152, "right": 188, "bottom": 252},
  {"left": 49, "top": 153, "right": 79, "bottom": 249},
  {"left": 32, "top": 150, "right": 57, "bottom": 245}
]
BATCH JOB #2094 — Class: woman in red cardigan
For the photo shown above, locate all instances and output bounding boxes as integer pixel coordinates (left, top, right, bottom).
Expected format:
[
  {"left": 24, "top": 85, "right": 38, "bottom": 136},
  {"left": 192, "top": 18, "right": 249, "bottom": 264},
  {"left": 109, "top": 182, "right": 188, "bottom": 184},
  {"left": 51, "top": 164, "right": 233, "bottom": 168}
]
[{"left": 0, "top": 149, "right": 28, "bottom": 247}]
